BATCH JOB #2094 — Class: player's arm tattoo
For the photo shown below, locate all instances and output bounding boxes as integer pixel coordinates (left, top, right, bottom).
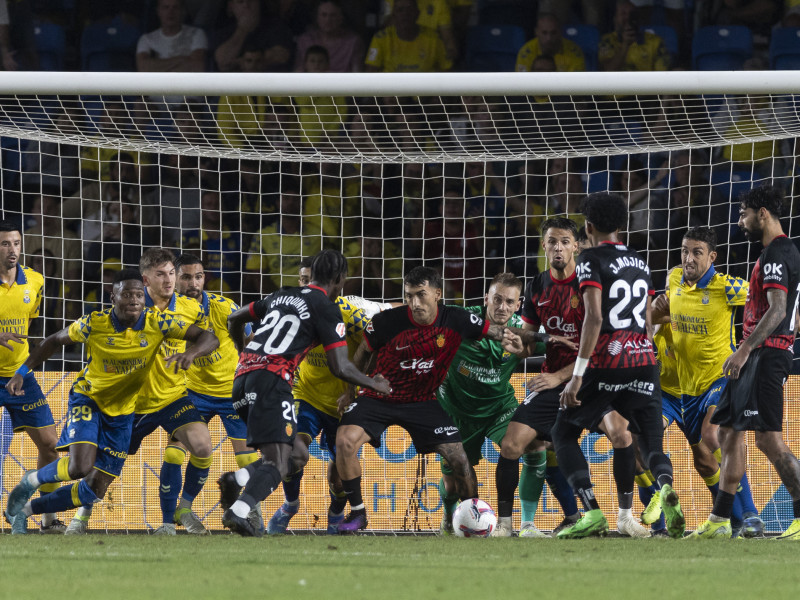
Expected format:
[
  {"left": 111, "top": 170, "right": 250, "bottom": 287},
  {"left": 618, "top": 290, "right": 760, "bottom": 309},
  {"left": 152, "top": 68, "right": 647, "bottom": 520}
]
[{"left": 741, "top": 288, "right": 787, "bottom": 351}]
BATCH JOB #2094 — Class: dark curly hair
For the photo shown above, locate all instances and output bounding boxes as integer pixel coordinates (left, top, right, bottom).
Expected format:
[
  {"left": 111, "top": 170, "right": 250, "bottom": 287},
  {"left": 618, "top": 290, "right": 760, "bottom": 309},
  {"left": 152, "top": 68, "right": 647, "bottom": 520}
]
[
  {"left": 580, "top": 192, "right": 627, "bottom": 234},
  {"left": 739, "top": 185, "right": 784, "bottom": 219},
  {"left": 540, "top": 216, "right": 578, "bottom": 239},
  {"left": 310, "top": 249, "right": 348, "bottom": 285}
]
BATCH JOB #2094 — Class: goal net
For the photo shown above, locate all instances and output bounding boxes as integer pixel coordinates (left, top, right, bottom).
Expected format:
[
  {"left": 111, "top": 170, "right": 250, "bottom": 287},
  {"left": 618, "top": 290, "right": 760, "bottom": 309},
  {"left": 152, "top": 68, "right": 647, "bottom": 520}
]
[{"left": 1, "top": 71, "right": 798, "bottom": 533}]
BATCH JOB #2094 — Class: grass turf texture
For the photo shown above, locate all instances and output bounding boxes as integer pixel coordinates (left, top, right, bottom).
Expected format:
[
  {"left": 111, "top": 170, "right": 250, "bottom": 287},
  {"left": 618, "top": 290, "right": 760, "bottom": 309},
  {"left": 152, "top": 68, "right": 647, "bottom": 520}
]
[{"left": 2, "top": 535, "right": 800, "bottom": 599}]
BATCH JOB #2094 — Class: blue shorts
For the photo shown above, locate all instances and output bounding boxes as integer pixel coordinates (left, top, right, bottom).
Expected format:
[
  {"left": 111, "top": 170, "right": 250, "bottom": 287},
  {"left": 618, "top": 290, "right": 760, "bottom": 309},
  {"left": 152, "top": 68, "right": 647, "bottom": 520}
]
[
  {"left": 295, "top": 399, "right": 339, "bottom": 458},
  {"left": 681, "top": 377, "right": 726, "bottom": 446},
  {"left": 662, "top": 391, "right": 682, "bottom": 430},
  {"left": 0, "top": 373, "right": 54, "bottom": 431},
  {"left": 56, "top": 392, "right": 134, "bottom": 478},
  {"left": 128, "top": 395, "right": 205, "bottom": 456},
  {"left": 188, "top": 389, "right": 247, "bottom": 440}
]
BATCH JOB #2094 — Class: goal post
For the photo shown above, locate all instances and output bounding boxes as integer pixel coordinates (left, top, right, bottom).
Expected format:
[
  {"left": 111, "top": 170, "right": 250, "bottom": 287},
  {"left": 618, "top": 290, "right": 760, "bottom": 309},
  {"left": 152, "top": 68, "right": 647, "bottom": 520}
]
[{"left": 0, "top": 70, "right": 798, "bottom": 533}]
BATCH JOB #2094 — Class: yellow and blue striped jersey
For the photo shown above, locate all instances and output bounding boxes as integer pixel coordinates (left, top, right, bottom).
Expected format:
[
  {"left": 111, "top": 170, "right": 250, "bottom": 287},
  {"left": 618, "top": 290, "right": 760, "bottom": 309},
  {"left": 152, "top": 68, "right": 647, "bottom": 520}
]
[
  {"left": 0, "top": 265, "right": 43, "bottom": 377},
  {"left": 135, "top": 290, "right": 206, "bottom": 414},
  {"left": 187, "top": 291, "right": 240, "bottom": 398},
  {"left": 654, "top": 324, "right": 681, "bottom": 398},
  {"left": 68, "top": 307, "right": 194, "bottom": 416},
  {"left": 666, "top": 265, "right": 748, "bottom": 396},
  {"left": 292, "top": 296, "right": 370, "bottom": 417}
]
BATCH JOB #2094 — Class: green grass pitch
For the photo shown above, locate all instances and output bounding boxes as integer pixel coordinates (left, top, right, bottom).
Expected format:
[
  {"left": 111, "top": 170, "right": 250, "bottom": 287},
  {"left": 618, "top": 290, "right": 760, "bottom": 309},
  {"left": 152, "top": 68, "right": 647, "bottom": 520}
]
[{"left": 2, "top": 535, "right": 800, "bottom": 599}]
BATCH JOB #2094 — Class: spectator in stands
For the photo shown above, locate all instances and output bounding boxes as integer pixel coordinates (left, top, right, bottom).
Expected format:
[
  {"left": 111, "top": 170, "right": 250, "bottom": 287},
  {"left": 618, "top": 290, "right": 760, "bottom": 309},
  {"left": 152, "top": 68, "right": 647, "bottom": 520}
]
[
  {"left": 84, "top": 200, "right": 143, "bottom": 282},
  {"left": 293, "top": 46, "right": 349, "bottom": 149},
  {"left": 294, "top": 0, "right": 365, "bottom": 72},
  {"left": 136, "top": 0, "right": 207, "bottom": 73},
  {"left": 301, "top": 160, "right": 360, "bottom": 242},
  {"left": 547, "top": 157, "right": 586, "bottom": 225},
  {"left": 629, "top": 0, "right": 685, "bottom": 42},
  {"left": 365, "top": 0, "right": 452, "bottom": 72},
  {"left": 23, "top": 194, "right": 82, "bottom": 283},
  {"left": 423, "top": 189, "right": 483, "bottom": 302},
  {"left": 21, "top": 111, "right": 82, "bottom": 197},
  {"left": 142, "top": 154, "right": 202, "bottom": 246},
  {"left": 342, "top": 221, "right": 404, "bottom": 300},
  {"left": 381, "top": 0, "right": 458, "bottom": 61},
  {"left": 67, "top": 152, "right": 140, "bottom": 249},
  {"left": 599, "top": 0, "right": 670, "bottom": 71},
  {"left": 223, "top": 159, "right": 280, "bottom": 241},
  {"left": 182, "top": 190, "right": 242, "bottom": 294},
  {"left": 516, "top": 13, "right": 586, "bottom": 72},
  {"left": 243, "top": 189, "right": 322, "bottom": 297},
  {"left": 212, "top": 0, "right": 294, "bottom": 72},
  {"left": 699, "top": 0, "right": 780, "bottom": 38},
  {"left": 79, "top": 100, "right": 150, "bottom": 182},
  {"left": 0, "top": 0, "right": 36, "bottom": 70},
  {"left": 84, "top": 258, "right": 123, "bottom": 312},
  {"left": 710, "top": 95, "right": 789, "bottom": 179},
  {"left": 617, "top": 157, "right": 668, "bottom": 252}
]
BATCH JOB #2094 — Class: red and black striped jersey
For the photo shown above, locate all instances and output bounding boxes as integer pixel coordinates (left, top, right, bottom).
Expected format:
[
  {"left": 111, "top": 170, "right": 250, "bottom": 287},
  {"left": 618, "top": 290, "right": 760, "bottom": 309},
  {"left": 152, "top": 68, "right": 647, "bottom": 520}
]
[
  {"left": 236, "top": 285, "right": 347, "bottom": 382},
  {"left": 362, "top": 304, "right": 489, "bottom": 404},
  {"left": 521, "top": 270, "right": 583, "bottom": 374},
  {"left": 576, "top": 241, "right": 657, "bottom": 369},
  {"left": 743, "top": 235, "right": 800, "bottom": 351}
]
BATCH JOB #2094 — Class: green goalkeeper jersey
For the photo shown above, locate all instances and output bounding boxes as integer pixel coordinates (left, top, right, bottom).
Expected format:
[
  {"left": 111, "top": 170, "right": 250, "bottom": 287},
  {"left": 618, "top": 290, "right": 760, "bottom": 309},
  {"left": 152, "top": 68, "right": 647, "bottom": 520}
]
[{"left": 436, "top": 305, "right": 522, "bottom": 421}]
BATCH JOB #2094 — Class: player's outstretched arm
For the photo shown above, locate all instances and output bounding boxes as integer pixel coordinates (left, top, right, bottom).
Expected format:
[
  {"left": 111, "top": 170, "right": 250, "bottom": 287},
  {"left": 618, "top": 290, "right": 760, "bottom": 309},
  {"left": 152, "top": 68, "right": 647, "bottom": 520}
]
[
  {"left": 227, "top": 305, "right": 253, "bottom": 354},
  {"left": 327, "top": 344, "right": 391, "bottom": 398},
  {"left": 723, "top": 288, "right": 787, "bottom": 380},
  {"left": 164, "top": 325, "right": 219, "bottom": 373},
  {"left": 486, "top": 324, "right": 577, "bottom": 352},
  {"left": 5, "top": 328, "right": 72, "bottom": 396}
]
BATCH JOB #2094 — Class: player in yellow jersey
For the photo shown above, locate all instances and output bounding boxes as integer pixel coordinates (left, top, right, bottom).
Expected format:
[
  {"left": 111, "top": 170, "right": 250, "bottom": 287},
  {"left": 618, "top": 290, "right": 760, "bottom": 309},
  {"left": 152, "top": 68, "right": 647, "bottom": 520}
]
[
  {"left": 651, "top": 226, "right": 763, "bottom": 537},
  {"left": 267, "top": 262, "right": 398, "bottom": 534},
  {"left": 365, "top": 0, "right": 452, "bottom": 72},
  {"left": 125, "top": 248, "right": 219, "bottom": 535},
  {"left": 169, "top": 253, "right": 261, "bottom": 534},
  {"left": 0, "top": 220, "right": 64, "bottom": 533},
  {"left": 4, "top": 269, "right": 218, "bottom": 533}
]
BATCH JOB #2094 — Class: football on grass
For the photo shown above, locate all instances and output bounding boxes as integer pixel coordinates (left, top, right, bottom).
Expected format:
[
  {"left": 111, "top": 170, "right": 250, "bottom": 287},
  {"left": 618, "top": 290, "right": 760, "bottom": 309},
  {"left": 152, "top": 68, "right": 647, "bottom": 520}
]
[{"left": 453, "top": 499, "right": 497, "bottom": 538}]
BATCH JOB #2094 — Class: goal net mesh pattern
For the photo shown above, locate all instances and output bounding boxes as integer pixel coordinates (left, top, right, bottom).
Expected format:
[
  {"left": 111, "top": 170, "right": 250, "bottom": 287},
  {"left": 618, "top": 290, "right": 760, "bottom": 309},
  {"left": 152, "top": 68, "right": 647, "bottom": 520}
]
[{"left": 0, "top": 73, "right": 798, "bottom": 533}]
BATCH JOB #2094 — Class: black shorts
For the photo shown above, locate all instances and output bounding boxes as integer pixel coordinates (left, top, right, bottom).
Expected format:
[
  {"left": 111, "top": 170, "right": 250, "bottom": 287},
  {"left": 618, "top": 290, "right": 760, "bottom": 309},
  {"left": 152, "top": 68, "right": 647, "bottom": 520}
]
[
  {"left": 232, "top": 369, "right": 297, "bottom": 447},
  {"left": 711, "top": 347, "right": 792, "bottom": 432},
  {"left": 511, "top": 386, "right": 564, "bottom": 442},
  {"left": 339, "top": 398, "right": 462, "bottom": 454},
  {"left": 560, "top": 365, "right": 662, "bottom": 435}
]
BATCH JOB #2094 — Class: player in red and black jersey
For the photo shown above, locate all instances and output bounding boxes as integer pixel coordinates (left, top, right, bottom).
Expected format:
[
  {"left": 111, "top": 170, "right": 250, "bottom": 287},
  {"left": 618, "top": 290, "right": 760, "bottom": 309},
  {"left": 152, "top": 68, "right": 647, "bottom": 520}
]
[
  {"left": 217, "top": 250, "right": 391, "bottom": 536},
  {"left": 552, "top": 193, "right": 684, "bottom": 540},
  {"left": 335, "top": 266, "right": 563, "bottom": 533},
  {"left": 496, "top": 217, "right": 648, "bottom": 538},
  {"left": 696, "top": 186, "right": 800, "bottom": 539}
]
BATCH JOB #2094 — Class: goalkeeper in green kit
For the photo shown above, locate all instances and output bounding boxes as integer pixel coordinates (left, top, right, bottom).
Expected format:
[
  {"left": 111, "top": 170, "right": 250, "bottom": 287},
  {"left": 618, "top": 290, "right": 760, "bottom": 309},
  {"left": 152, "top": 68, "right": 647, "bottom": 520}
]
[{"left": 437, "top": 273, "right": 568, "bottom": 536}]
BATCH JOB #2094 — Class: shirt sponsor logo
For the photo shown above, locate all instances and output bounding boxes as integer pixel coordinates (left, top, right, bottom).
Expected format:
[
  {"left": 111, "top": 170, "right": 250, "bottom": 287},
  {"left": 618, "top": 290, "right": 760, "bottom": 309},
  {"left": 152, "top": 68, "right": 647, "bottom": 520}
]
[
  {"left": 546, "top": 316, "right": 577, "bottom": 335},
  {"left": 399, "top": 358, "right": 435, "bottom": 373},
  {"left": 744, "top": 409, "right": 759, "bottom": 417},
  {"left": 598, "top": 379, "right": 655, "bottom": 394},
  {"left": 576, "top": 263, "right": 591, "bottom": 278},
  {"left": 763, "top": 262, "right": 783, "bottom": 282}
]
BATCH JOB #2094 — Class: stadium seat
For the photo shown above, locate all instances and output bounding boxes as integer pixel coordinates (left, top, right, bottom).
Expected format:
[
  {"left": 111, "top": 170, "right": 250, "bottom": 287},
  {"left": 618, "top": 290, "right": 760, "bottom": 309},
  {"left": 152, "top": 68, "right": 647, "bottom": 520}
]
[
  {"left": 642, "top": 25, "right": 678, "bottom": 62},
  {"left": 80, "top": 17, "right": 141, "bottom": 72},
  {"left": 770, "top": 28, "right": 800, "bottom": 70},
  {"left": 692, "top": 25, "right": 753, "bottom": 71},
  {"left": 34, "top": 21, "right": 67, "bottom": 71},
  {"left": 477, "top": 0, "right": 535, "bottom": 35},
  {"left": 563, "top": 23, "right": 599, "bottom": 71},
  {"left": 464, "top": 25, "right": 527, "bottom": 72}
]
